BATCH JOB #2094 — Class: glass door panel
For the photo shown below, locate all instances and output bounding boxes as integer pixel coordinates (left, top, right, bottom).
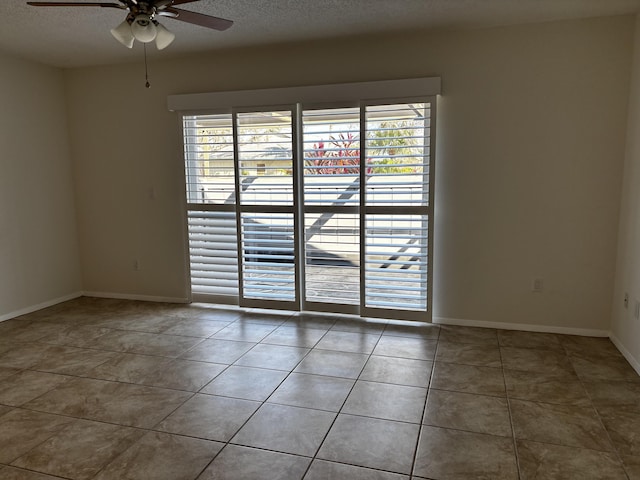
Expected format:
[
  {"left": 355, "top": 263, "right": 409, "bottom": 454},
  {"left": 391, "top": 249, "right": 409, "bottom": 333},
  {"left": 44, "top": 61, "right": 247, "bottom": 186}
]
[
  {"left": 304, "top": 213, "right": 360, "bottom": 306},
  {"left": 235, "top": 109, "right": 299, "bottom": 309},
  {"left": 363, "top": 214, "right": 428, "bottom": 312},
  {"left": 241, "top": 212, "right": 296, "bottom": 302}
]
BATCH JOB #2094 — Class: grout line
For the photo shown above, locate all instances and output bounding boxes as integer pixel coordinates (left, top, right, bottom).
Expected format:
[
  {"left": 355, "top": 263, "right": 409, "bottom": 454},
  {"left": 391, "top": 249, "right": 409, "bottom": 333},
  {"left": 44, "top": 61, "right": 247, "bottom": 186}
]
[{"left": 499, "top": 343, "right": 523, "bottom": 480}]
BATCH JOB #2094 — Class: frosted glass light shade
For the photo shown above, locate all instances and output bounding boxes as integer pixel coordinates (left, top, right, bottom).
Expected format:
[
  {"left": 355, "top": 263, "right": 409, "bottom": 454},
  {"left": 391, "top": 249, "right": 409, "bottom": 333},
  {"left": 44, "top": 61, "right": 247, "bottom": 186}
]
[
  {"left": 110, "top": 20, "right": 134, "bottom": 48},
  {"left": 154, "top": 22, "right": 175, "bottom": 50},
  {"left": 131, "top": 15, "right": 157, "bottom": 43}
]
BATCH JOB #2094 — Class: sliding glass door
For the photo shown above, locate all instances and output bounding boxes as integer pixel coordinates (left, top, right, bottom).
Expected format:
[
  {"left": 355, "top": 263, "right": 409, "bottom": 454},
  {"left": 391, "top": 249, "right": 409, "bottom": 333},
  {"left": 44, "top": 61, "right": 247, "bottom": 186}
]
[{"left": 183, "top": 97, "right": 435, "bottom": 321}]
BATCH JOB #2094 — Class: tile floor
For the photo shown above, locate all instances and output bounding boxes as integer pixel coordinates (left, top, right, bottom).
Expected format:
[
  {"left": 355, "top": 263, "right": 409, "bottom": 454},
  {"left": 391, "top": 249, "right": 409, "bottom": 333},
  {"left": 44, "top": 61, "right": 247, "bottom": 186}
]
[{"left": 0, "top": 297, "right": 638, "bottom": 479}]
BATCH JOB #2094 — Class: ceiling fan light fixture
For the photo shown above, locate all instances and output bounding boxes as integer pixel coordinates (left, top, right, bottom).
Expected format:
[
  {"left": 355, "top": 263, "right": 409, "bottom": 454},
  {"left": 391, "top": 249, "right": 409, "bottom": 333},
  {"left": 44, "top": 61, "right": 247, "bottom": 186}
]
[
  {"left": 154, "top": 22, "right": 175, "bottom": 50},
  {"left": 131, "top": 14, "right": 157, "bottom": 43},
  {"left": 110, "top": 19, "right": 134, "bottom": 49}
]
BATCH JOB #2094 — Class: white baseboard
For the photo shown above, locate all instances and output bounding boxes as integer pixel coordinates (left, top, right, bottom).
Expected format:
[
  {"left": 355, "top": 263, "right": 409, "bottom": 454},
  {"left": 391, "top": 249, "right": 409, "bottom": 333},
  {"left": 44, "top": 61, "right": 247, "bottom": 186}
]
[
  {"left": 433, "top": 316, "right": 609, "bottom": 338},
  {"left": 609, "top": 332, "right": 640, "bottom": 376},
  {"left": 0, "top": 291, "right": 83, "bottom": 322},
  {"left": 82, "top": 291, "right": 189, "bottom": 304}
]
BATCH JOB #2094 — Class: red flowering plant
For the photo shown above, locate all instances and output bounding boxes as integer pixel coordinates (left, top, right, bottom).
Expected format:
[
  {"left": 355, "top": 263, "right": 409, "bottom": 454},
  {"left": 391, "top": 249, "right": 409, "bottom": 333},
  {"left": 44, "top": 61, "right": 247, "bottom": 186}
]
[{"left": 304, "top": 132, "right": 371, "bottom": 175}]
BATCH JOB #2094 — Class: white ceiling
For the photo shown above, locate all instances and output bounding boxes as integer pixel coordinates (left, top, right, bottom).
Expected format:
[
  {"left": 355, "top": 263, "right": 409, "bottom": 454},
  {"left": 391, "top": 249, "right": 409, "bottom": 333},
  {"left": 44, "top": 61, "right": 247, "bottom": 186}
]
[{"left": 1, "top": 0, "right": 639, "bottom": 68}]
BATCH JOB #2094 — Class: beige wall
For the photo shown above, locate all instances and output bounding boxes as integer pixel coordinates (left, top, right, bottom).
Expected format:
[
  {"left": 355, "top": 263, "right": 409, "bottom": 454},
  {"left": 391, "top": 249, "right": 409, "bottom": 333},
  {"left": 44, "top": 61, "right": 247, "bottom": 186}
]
[
  {"left": 0, "top": 51, "right": 81, "bottom": 319},
  {"left": 612, "top": 14, "right": 640, "bottom": 368},
  {"left": 65, "top": 15, "right": 633, "bottom": 331}
]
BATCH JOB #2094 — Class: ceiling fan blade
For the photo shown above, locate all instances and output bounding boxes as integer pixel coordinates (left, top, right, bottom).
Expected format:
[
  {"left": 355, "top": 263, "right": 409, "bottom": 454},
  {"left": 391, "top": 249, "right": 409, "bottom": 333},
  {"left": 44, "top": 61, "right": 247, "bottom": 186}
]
[
  {"left": 157, "top": 10, "right": 178, "bottom": 18},
  {"left": 165, "top": 6, "right": 233, "bottom": 31},
  {"left": 170, "top": 0, "right": 203, "bottom": 5},
  {"left": 27, "top": 2, "right": 124, "bottom": 7}
]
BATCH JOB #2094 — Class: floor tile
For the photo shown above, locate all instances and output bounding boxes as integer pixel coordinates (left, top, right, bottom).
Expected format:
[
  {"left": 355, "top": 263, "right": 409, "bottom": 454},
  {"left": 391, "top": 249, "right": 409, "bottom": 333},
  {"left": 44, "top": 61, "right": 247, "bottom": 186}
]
[
  {"left": 156, "top": 393, "right": 260, "bottom": 441},
  {"left": 88, "top": 330, "right": 202, "bottom": 357},
  {"left": 212, "top": 323, "right": 277, "bottom": 342},
  {"left": 305, "top": 459, "right": 409, "bottom": 480},
  {"left": 0, "top": 322, "right": 62, "bottom": 343},
  {"left": 315, "top": 330, "right": 380, "bottom": 354},
  {"left": 570, "top": 352, "right": 640, "bottom": 382},
  {"left": 85, "top": 353, "right": 171, "bottom": 383},
  {"left": 0, "top": 366, "right": 21, "bottom": 381},
  {"left": 0, "top": 467, "right": 64, "bottom": 480},
  {"left": 561, "top": 335, "right": 623, "bottom": 358},
  {"left": 3, "top": 301, "right": 638, "bottom": 480},
  {"left": 234, "top": 344, "right": 309, "bottom": 371},
  {"left": 0, "top": 343, "right": 59, "bottom": 369},
  {"left": 294, "top": 350, "right": 369, "bottom": 379},
  {"left": 0, "top": 342, "right": 16, "bottom": 357},
  {"left": 622, "top": 455, "right": 640, "bottom": 480},
  {"left": 435, "top": 341, "right": 502, "bottom": 367},
  {"left": 25, "top": 377, "right": 191, "bottom": 428},
  {"left": 317, "top": 414, "right": 419, "bottom": 475},
  {"left": 330, "top": 318, "right": 387, "bottom": 334},
  {"left": 32, "top": 346, "right": 117, "bottom": 376},
  {"left": 200, "top": 366, "right": 287, "bottom": 401},
  {"left": 94, "top": 431, "right": 223, "bottom": 480},
  {"left": 162, "top": 319, "right": 230, "bottom": 337},
  {"left": 175, "top": 308, "right": 242, "bottom": 323},
  {"left": 0, "top": 409, "right": 76, "bottom": 463},
  {"left": 261, "top": 326, "right": 326, "bottom": 348},
  {"left": 430, "top": 362, "right": 505, "bottom": 396},
  {"left": 517, "top": 440, "right": 628, "bottom": 480},
  {"left": 239, "top": 311, "right": 291, "bottom": 326},
  {"left": 11, "top": 419, "right": 143, "bottom": 480},
  {"left": 283, "top": 314, "right": 336, "bottom": 331},
  {"left": 382, "top": 321, "right": 440, "bottom": 340},
  {"left": 598, "top": 407, "right": 640, "bottom": 456},
  {"left": 0, "top": 370, "right": 70, "bottom": 406},
  {"left": 140, "top": 358, "right": 226, "bottom": 391},
  {"left": 497, "top": 329, "right": 564, "bottom": 351},
  {"left": 504, "top": 369, "right": 591, "bottom": 406},
  {"left": 372, "top": 336, "right": 437, "bottom": 361},
  {"left": 500, "top": 346, "right": 574, "bottom": 374},
  {"left": 199, "top": 444, "right": 310, "bottom": 480},
  {"left": 232, "top": 403, "right": 336, "bottom": 456},
  {"left": 93, "top": 313, "right": 179, "bottom": 334},
  {"left": 438, "top": 325, "right": 499, "bottom": 346},
  {"left": 39, "top": 325, "right": 113, "bottom": 348},
  {"left": 413, "top": 426, "right": 518, "bottom": 479},
  {"left": 424, "top": 389, "right": 511, "bottom": 436},
  {"left": 359, "top": 355, "right": 432, "bottom": 388},
  {"left": 510, "top": 399, "right": 613, "bottom": 452},
  {"left": 584, "top": 380, "right": 640, "bottom": 413},
  {"left": 180, "top": 339, "right": 255, "bottom": 364},
  {"left": 342, "top": 380, "right": 426, "bottom": 423},
  {"left": 268, "top": 373, "right": 354, "bottom": 411}
]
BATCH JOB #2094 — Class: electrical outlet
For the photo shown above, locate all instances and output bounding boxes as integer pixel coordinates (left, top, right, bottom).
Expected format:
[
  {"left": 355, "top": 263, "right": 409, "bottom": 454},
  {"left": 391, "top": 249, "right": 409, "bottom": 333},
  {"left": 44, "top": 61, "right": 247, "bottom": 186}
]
[
  {"left": 635, "top": 300, "right": 640, "bottom": 320},
  {"left": 532, "top": 278, "right": 543, "bottom": 293},
  {"left": 133, "top": 259, "right": 140, "bottom": 271},
  {"left": 624, "top": 292, "right": 629, "bottom": 309}
]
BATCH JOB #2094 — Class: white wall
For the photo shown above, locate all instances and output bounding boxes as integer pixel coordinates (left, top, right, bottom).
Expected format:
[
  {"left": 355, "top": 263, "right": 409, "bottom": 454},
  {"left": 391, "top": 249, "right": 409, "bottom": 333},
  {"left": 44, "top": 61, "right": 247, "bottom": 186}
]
[
  {"left": 0, "top": 51, "right": 82, "bottom": 319},
  {"left": 612, "top": 14, "right": 640, "bottom": 368},
  {"left": 65, "top": 15, "right": 633, "bottom": 331}
]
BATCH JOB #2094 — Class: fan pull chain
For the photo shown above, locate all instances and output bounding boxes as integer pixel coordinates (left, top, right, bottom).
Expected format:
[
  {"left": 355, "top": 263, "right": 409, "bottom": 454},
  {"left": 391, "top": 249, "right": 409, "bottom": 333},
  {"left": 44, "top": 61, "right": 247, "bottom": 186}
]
[{"left": 144, "top": 43, "right": 151, "bottom": 89}]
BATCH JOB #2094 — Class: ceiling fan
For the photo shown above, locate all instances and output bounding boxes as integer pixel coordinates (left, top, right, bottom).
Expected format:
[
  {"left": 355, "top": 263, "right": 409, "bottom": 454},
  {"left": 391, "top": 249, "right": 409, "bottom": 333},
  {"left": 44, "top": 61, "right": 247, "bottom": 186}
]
[{"left": 27, "top": 1, "right": 234, "bottom": 50}]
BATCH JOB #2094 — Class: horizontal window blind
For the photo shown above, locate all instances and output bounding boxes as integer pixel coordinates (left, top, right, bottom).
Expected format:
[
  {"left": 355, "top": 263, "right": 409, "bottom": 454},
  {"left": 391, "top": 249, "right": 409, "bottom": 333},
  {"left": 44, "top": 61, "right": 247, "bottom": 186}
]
[
  {"left": 365, "top": 103, "right": 430, "bottom": 206},
  {"left": 364, "top": 214, "right": 428, "bottom": 311},
  {"left": 237, "top": 111, "right": 294, "bottom": 206},
  {"left": 241, "top": 212, "right": 296, "bottom": 301},
  {"left": 183, "top": 114, "right": 234, "bottom": 205},
  {"left": 188, "top": 211, "right": 238, "bottom": 298},
  {"left": 303, "top": 107, "right": 360, "bottom": 206}
]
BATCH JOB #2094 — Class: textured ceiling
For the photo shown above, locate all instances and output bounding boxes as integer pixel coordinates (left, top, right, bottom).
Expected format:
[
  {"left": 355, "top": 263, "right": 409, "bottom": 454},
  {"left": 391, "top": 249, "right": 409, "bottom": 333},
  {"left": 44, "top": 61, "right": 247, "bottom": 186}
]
[{"left": 0, "top": 0, "right": 639, "bottom": 68}]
